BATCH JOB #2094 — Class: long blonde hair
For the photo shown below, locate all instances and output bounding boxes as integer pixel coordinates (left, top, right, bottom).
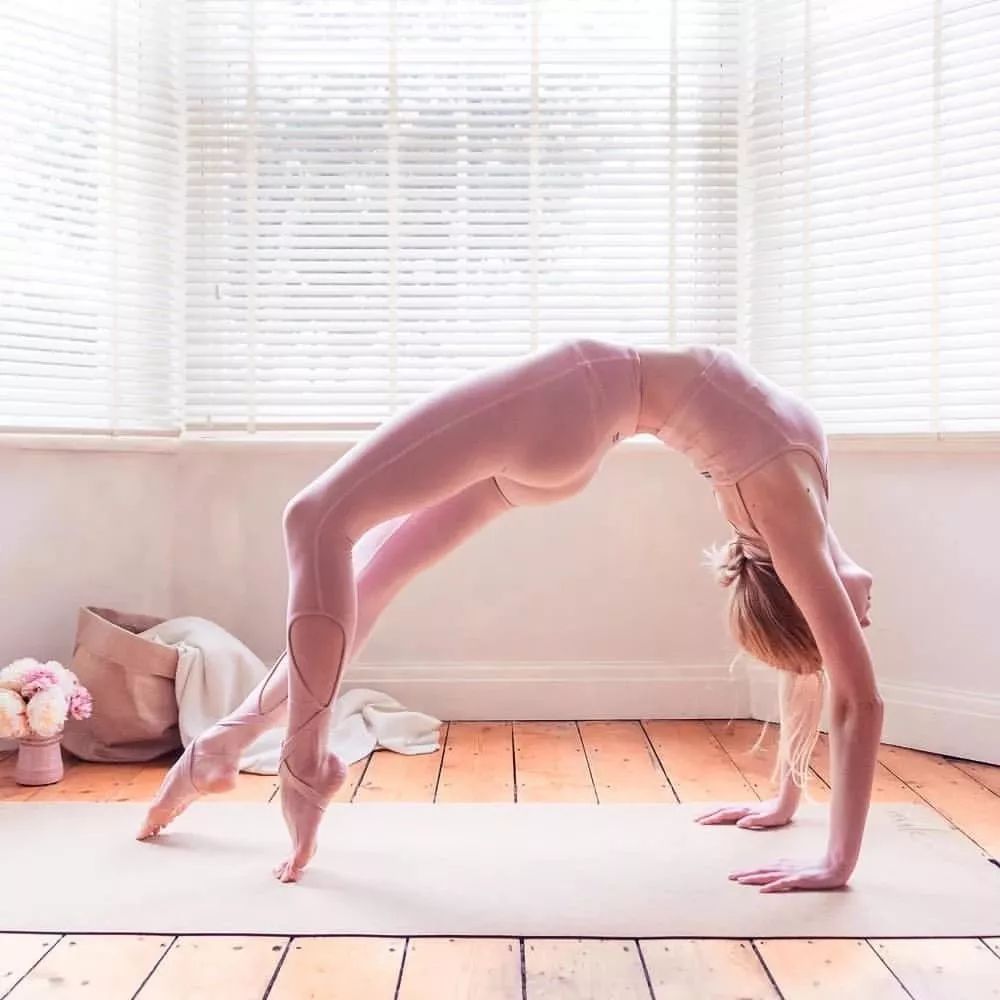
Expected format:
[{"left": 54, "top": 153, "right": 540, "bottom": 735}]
[{"left": 707, "top": 536, "right": 825, "bottom": 788}]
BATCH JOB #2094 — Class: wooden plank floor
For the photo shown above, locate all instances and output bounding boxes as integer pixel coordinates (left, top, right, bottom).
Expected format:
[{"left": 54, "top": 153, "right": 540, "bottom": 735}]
[{"left": 1, "top": 720, "right": 998, "bottom": 999}]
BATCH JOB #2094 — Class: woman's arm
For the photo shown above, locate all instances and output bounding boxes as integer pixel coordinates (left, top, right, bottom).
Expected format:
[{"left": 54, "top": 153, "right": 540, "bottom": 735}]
[
  {"left": 733, "top": 460, "right": 884, "bottom": 889},
  {"left": 695, "top": 738, "right": 804, "bottom": 830}
]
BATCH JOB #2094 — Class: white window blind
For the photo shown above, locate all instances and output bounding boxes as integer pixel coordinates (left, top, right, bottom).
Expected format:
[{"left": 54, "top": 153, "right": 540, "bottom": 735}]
[
  {"left": 0, "top": 0, "right": 183, "bottom": 434},
  {"left": 185, "top": 0, "right": 739, "bottom": 431},
  {"left": 741, "top": 0, "right": 1000, "bottom": 434},
  {"left": 5, "top": 0, "right": 998, "bottom": 439}
]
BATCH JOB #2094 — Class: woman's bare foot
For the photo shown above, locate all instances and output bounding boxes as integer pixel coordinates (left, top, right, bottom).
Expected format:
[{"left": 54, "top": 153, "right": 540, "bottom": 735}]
[
  {"left": 136, "top": 734, "right": 241, "bottom": 840},
  {"left": 273, "top": 751, "right": 347, "bottom": 883}
]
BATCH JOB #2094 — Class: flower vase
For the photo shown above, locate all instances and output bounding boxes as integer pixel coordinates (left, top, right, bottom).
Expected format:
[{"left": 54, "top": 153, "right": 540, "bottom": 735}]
[{"left": 15, "top": 733, "right": 64, "bottom": 786}]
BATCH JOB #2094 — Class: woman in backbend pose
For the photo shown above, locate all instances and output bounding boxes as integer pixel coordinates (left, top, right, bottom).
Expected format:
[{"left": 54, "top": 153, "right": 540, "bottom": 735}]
[{"left": 137, "top": 338, "right": 881, "bottom": 889}]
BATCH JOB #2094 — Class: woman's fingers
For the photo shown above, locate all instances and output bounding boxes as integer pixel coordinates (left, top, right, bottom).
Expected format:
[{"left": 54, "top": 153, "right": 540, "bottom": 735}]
[
  {"left": 729, "top": 867, "right": 782, "bottom": 881},
  {"left": 695, "top": 806, "right": 751, "bottom": 825},
  {"left": 759, "top": 876, "right": 801, "bottom": 893},
  {"left": 731, "top": 864, "right": 845, "bottom": 892},
  {"left": 733, "top": 872, "right": 786, "bottom": 886},
  {"left": 729, "top": 860, "right": 792, "bottom": 880},
  {"left": 694, "top": 807, "right": 726, "bottom": 822}
]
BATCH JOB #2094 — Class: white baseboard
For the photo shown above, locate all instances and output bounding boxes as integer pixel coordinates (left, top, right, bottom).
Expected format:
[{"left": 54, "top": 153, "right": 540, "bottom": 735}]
[
  {"left": 4, "top": 663, "right": 993, "bottom": 767},
  {"left": 749, "top": 669, "right": 1000, "bottom": 766},
  {"left": 344, "top": 661, "right": 750, "bottom": 722},
  {"left": 346, "top": 660, "right": 999, "bottom": 765}
]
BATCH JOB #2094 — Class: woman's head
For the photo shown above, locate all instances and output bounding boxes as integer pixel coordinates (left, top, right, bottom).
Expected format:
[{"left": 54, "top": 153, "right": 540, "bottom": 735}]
[
  {"left": 708, "top": 536, "right": 822, "bottom": 674},
  {"left": 706, "top": 534, "right": 829, "bottom": 789}
]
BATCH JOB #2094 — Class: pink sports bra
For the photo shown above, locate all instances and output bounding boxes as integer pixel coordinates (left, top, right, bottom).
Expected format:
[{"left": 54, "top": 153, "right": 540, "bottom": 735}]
[{"left": 653, "top": 346, "right": 830, "bottom": 497}]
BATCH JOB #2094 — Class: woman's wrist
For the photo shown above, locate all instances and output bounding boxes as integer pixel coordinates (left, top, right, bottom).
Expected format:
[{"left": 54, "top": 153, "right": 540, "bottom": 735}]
[
  {"left": 775, "top": 783, "right": 802, "bottom": 818},
  {"left": 823, "top": 846, "right": 857, "bottom": 879}
]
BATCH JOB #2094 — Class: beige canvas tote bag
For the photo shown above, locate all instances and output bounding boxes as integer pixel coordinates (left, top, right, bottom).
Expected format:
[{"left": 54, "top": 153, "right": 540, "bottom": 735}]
[{"left": 61, "top": 606, "right": 180, "bottom": 762}]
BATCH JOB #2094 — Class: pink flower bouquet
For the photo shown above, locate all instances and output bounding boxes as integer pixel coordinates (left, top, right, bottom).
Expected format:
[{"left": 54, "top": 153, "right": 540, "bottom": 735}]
[{"left": 0, "top": 658, "right": 93, "bottom": 739}]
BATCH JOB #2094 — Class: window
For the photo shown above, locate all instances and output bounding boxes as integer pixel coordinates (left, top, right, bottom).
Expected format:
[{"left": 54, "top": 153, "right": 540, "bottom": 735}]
[
  {"left": 2, "top": 0, "right": 997, "bottom": 437},
  {"left": 185, "top": 0, "right": 739, "bottom": 430},
  {"left": 0, "top": 0, "right": 183, "bottom": 433},
  {"left": 742, "top": 0, "right": 1000, "bottom": 433}
]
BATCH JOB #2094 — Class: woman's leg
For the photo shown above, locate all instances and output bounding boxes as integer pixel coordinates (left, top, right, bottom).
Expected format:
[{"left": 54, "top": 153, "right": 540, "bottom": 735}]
[
  {"left": 136, "top": 478, "right": 513, "bottom": 840},
  {"left": 352, "top": 477, "right": 513, "bottom": 654},
  {"left": 275, "top": 473, "right": 517, "bottom": 880},
  {"left": 141, "top": 340, "right": 596, "bottom": 862},
  {"left": 263, "top": 357, "right": 579, "bottom": 880}
]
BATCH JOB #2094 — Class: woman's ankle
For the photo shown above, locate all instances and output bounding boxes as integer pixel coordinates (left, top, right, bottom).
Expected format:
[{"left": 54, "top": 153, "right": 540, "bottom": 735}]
[{"left": 282, "top": 734, "right": 329, "bottom": 773}]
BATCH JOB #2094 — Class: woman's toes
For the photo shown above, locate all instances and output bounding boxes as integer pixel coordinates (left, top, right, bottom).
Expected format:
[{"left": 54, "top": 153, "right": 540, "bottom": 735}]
[{"left": 273, "top": 859, "right": 301, "bottom": 883}]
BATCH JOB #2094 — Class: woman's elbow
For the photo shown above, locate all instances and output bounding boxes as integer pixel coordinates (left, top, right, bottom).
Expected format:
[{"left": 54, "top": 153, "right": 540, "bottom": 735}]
[{"left": 831, "top": 692, "right": 884, "bottom": 729}]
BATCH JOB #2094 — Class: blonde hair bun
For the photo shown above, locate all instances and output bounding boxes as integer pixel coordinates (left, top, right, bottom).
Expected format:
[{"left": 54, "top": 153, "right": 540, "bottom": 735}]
[
  {"left": 706, "top": 532, "right": 823, "bottom": 675},
  {"left": 703, "top": 539, "right": 747, "bottom": 588}
]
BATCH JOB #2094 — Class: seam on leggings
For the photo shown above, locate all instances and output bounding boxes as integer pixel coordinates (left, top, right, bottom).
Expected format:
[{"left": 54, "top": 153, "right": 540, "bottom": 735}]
[
  {"left": 568, "top": 343, "right": 604, "bottom": 446},
  {"left": 307, "top": 357, "right": 599, "bottom": 608},
  {"left": 285, "top": 609, "right": 348, "bottom": 710},
  {"left": 628, "top": 347, "right": 643, "bottom": 435},
  {"left": 582, "top": 362, "right": 603, "bottom": 444}
]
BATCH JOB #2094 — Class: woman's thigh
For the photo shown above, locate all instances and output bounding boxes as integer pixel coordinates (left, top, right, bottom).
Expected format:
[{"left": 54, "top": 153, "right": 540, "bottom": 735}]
[{"left": 290, "top": 341, "right": 599, "bottom": 540}]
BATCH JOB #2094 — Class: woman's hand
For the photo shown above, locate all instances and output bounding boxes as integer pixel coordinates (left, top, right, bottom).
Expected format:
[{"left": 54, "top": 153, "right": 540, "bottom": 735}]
[
  {"left": 695, "top": 798, "right": 794, "bottom": 830},
  {"left": 729, "top": 857, "right": 851, "bottom": 892}
]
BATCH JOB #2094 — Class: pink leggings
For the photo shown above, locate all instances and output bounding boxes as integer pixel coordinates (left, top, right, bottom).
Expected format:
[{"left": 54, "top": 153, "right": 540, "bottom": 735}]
[{"left": 279, "top": 338, "right": 641, "bottom": 776}]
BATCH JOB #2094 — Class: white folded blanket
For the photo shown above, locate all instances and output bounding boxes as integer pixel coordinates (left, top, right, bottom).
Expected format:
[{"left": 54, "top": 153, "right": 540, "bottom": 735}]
[{"left": 142, "top": 617, "right": 442, "bottom": 774}]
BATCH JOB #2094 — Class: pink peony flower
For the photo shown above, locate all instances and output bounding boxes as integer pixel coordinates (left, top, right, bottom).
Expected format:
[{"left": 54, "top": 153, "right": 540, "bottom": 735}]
[
  {"left": 0, "top": 658, "right": 41, "bottom": 693},
  {"left": 68, "top": 686, "right": 93, "bottom": 721},
  {"left": 20, "top": 666, "right": 63, "bottom": 700},
  {"left": 26, "top": 687, "right": 68, "bottom": 738},
  {"left": 0, "top": 689, "right": 28, "bottom": 739},
  {"left": 45, "top": 661, "right": 78, "bottom": 697}
]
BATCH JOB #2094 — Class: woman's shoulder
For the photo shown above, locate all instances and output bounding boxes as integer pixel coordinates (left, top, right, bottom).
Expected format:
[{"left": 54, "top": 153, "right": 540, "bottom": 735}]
[{"left": 735, "top": 451, "right": 830, "bottom": 545}]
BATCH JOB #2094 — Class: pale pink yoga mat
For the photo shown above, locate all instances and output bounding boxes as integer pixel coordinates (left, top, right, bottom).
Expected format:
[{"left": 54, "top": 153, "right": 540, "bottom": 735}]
[{"left": 2, "top": 802, "right": 997, "bottom": 937}]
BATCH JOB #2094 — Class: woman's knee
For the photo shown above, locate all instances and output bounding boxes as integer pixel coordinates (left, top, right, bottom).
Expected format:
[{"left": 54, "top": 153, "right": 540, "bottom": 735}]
[
  {"left": 283, "top": 490, "right": 355, "bottom": 561},
  {"left": 282, "top": 482, "right": 338, "bottom": 535},
  {"left": 282, "top": 492, "right": 316, "bottom": 550}
]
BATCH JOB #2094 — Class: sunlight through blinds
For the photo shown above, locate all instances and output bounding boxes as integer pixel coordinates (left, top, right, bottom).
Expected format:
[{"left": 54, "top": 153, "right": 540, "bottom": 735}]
[
  {"left": 741, "top": 0, "right": 1000, "bottom": 434},
  {"left": 185, "top": 0, "right": 739, "bottom": 431},
  {"left": 0, "top": 0, "right": 184, "bottom": 433}
]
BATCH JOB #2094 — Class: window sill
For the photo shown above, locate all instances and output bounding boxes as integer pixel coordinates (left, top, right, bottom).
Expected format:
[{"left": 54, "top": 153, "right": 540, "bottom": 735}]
[{"left": 1, "top": 430, "right": 999, "bottom": 455}]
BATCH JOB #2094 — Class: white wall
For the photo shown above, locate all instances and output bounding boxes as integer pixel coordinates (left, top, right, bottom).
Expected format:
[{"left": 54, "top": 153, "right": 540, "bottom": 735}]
[
  {"left": 1, "top": 438, "right": 997, "bottom": 762},
  {"left": 1, "top": 447, "right": 176, "bottom": 663}
]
